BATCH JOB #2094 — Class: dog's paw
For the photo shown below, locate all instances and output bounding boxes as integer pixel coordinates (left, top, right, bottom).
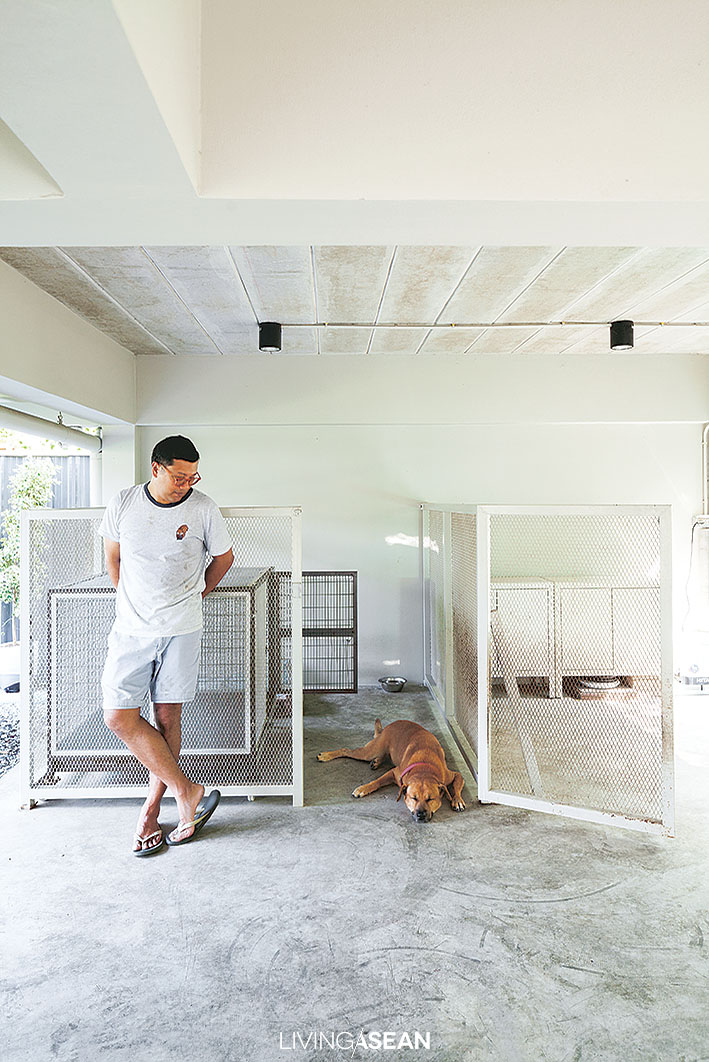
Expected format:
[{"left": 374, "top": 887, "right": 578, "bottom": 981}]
[
  {"left": 369, "top": 757, "right": 383, "bottom": 770},
  {"left": 452, "top": 799, "right": 466, "bottom": 812},
  {"left": 352, "top": 786, "right": 368, "bottom": 798},
  {"left": 317, "top": 752, "right": 333, "bottom": 761}
]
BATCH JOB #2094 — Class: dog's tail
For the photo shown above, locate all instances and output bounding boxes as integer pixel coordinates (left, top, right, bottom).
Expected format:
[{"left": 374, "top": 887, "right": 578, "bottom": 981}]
[{"left": 374, "top": 718, "right": 383, "bottom": 735}]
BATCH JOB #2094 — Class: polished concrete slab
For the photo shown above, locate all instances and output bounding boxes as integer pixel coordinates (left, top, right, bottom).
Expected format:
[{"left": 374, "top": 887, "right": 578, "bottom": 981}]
[{"left": 3, "top": 685, "right": 708, "bottom": 1062}]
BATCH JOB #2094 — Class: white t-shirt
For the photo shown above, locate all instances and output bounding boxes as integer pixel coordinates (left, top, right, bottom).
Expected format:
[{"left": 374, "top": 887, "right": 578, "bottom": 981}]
[{"left": 99, "top": 484, "right": 232, "bottom": 637}]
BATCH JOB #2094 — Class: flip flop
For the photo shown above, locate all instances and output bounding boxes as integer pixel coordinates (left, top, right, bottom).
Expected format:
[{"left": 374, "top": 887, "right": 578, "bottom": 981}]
[
  {"left": 165, "top": 790, "right": 221, "bottom": 847},
  {"left": 133, "top": 828, "right": 164, "bottom": 858}
]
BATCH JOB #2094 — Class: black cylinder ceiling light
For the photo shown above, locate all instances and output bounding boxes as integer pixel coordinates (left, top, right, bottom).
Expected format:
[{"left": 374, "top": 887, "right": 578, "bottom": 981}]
[
  {"left": 610, "top": 319, "right": 634, "bottom": 350},
  {"left": 259, "top": 322, "right": 282, "bottom": 352}
]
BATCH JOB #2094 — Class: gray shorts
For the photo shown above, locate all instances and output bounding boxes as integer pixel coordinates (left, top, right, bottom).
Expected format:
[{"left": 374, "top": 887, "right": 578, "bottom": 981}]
[{"left": 102, "top": 627, "right": 202, "bottom": 709}]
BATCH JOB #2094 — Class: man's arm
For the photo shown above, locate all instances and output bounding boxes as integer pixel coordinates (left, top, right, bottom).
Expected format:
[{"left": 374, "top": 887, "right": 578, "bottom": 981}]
[
  {"left": 104, "top": 539, "right": 121, "bottom": 588},
  {"left": 203, "top": 548, "right": 234, "bottom": 597}
]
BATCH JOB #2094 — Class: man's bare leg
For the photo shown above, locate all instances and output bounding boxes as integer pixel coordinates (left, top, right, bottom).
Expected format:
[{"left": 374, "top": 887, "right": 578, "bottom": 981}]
[
  {"left": 104, "top": 707, "right": 205, "bottom": 848},
  {"left": 133, "top": 703, "right": 183, "bottom": 852}
]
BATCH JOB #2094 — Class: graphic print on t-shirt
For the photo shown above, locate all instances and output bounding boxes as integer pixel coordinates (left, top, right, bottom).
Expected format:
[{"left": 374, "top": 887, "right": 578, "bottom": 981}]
[{"left": 176, "top": 524, "right": 189, "bottom": 540}]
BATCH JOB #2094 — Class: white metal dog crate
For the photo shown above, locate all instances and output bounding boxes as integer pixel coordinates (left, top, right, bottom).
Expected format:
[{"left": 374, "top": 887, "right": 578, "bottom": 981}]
[
  {"left": 422, "top": 504, "right": 674, "bottom": 835},
  {"left": 20, "top": 506, "right": 303, "bottom": 805}
]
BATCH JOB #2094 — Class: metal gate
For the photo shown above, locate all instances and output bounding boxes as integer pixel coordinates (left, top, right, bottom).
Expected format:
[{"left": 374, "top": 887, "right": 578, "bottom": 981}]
[
  {"left": 20, "top": 506, "right": 303, "bottom": 805},
  {"left": 423, "top": 504, "right": 674, "bottom": 835}
]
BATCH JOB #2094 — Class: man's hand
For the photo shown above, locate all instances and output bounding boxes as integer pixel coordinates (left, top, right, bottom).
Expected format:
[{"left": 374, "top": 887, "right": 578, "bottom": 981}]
[{"left": 202, "top": 548, "right": 234, "bottom": 597}]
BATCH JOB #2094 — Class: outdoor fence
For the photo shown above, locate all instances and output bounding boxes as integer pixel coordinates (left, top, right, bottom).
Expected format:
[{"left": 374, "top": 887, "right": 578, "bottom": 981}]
[{"left": 1, "top": 455, "right": 90, "bottom": 643}]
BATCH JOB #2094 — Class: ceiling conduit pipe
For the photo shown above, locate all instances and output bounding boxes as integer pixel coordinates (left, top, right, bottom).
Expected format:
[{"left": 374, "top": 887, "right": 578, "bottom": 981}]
[{"left": 0, "top": 405, "right": 103, "bottom": 505}]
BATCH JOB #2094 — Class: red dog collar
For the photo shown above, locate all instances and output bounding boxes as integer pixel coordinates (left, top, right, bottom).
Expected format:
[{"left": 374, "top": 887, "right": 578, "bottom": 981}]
[{"left": 399, "top": 761, "right": 439, "bottom": 782}]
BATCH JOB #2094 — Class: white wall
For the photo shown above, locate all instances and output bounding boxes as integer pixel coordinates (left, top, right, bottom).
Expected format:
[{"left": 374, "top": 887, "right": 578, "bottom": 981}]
[
  {"left": 136, "top": 352, "right": 709, "bottom": 427},
  {"left": 135, "top": 421, "right": 702, "bottom": 685},
  {"left": 100, "top": 425, "right": 138, "bottom": 503},
  {"left": 133, "top": 353, "right": 707, "bottom": 682}
]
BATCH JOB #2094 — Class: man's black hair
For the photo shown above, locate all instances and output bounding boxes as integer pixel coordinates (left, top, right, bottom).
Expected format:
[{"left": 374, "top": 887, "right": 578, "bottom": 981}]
[{"left": 151, "top": 435, "right": 200, "bottom": 467}]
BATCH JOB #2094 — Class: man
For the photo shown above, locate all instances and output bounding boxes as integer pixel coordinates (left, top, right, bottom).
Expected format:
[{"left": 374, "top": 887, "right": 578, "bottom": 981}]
[{"left": 101, "top": 435, "right": 234, "bottom": 856}]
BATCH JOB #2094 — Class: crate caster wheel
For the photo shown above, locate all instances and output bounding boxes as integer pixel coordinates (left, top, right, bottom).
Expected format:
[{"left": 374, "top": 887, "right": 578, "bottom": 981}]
[{"left": 247, "top": 795, "right": 256, "bottom": 802}]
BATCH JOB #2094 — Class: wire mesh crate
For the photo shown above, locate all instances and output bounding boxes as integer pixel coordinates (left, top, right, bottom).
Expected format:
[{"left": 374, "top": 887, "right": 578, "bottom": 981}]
[
  {"left": 422, "top": 503, "right": 674, "bottom": 835},
  {"left": 20, "top": 507, "right": 303, "bottom": 804}
]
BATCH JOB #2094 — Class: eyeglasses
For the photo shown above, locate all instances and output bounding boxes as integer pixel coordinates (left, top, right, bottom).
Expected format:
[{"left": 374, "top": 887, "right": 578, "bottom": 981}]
[{"left": 160, "top": 467, "right": 201, "bottom": 487}]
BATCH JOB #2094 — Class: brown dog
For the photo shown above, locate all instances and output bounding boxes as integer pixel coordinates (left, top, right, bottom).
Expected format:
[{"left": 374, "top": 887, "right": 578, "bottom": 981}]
[{"left": 317, "top": 718, "right": 466, "bottom": 822}]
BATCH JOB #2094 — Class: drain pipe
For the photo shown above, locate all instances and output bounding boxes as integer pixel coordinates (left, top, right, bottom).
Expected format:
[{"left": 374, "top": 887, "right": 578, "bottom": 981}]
[{"left": 703, "top": 423, "right": 709, "bottom": 516}]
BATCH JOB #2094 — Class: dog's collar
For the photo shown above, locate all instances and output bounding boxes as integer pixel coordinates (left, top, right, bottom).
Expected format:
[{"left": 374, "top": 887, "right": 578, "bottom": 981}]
[{"left": 399, "top": 761, "right": 440, "bottom": 782}]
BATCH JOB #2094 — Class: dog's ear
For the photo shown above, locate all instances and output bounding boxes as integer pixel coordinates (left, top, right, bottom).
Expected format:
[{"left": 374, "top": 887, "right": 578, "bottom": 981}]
[
  {"left": 439, "top": 783, "right": 453, "bottom": 802},
  {"left": 396, "top": 784, "right": 407, "bottom": 802}
]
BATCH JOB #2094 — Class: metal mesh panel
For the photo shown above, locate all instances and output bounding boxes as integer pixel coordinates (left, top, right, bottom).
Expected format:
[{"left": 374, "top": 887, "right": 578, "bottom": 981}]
[
  {"left": 278, "top": 572, "right": 357, "bottom": 692},
  {"left": 198, "top": 593, "right": 247, "bottom": 693},
  {"left": 451, "top": 511, "right": 477, "bottom": 756},
  {"left": 424, "top": 509, "right": 445, "bottom": 702},
  {"left": 21, "top": 508, "right": 301, "bottom": 799},
  {"left": 303, "top": 635, "right": 356, "bottom": 691},
  {"left": 487, "top": 511, "right": 666, "bottom": 824},
  {"left": 303, "top": 572, "right": 355, "bottom": 630},
  {"left": 24, "top": 516, "right": 120, "bottom": 791},
  {"left": 50, "top": 585, "right": 149, "bottom": 761}
]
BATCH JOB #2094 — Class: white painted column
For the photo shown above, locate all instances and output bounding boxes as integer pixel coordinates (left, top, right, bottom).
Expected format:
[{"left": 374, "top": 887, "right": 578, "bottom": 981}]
[{"left": 100, "top": 425, "right": 137, "bottom": 502}]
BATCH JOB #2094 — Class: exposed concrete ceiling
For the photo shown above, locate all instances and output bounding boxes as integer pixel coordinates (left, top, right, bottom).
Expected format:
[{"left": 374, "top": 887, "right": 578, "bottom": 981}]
[{"left": 3, "top": 245, "right": 709, "bottom": 356}]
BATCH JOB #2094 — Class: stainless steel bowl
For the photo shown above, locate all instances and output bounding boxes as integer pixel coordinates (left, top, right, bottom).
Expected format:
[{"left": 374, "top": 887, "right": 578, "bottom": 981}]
[{"left": 378, "top": 676, "right": 407, "bottom": 693}]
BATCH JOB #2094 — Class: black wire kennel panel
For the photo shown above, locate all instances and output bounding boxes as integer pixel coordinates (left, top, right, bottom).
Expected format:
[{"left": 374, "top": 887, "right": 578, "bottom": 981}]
[
  {"left": 277, "top": 572, "right": 357, "bottom": 692},
  {"left": 20, "top": 507, "right": 303, "bottom": 804}
]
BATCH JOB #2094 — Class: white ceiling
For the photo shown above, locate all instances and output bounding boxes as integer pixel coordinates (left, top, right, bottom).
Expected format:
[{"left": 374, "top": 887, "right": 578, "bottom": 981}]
[
  {"left": 2, "top": 5, "right": 709, "bottom": 357},
  {"left": 199, "top": 0, "right": 709, "bottom": 202},
  {"left": 3, "top": 245, "right": 709, "bottom": 356},
  {"left": 2, "top": 1, "right": 709, "bottom": 248}
]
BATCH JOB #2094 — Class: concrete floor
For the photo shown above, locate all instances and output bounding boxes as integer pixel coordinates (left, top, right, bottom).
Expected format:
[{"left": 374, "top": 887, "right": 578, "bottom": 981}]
[{"left": 3, "top": 685, "right": 708, "bottom": 1062}]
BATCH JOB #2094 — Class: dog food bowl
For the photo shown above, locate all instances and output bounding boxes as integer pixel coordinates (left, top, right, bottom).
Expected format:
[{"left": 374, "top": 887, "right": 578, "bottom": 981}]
[
  {"left": 579, "top": 676, "right": 621, "bottom": 690},
  {"left": 379, "top": 676, "right": 407, "bottom": 693}
]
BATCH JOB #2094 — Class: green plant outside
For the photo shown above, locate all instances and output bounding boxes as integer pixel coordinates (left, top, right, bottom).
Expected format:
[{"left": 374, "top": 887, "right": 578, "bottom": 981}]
[{"left": 0, "top": 458, "right": 58, "bottom": 641}]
